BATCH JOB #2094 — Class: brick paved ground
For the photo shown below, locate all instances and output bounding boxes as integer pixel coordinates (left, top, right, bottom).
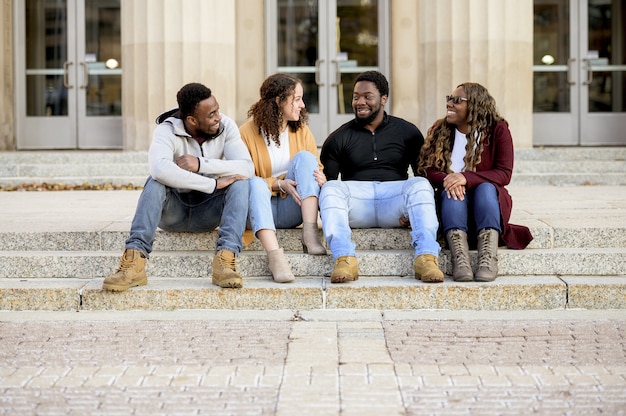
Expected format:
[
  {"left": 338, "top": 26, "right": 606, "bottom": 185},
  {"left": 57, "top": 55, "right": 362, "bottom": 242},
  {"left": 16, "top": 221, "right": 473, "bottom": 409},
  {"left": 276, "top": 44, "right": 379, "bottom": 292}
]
[{"left": 1, "top": 311, "right": 625, "bottom": 415}]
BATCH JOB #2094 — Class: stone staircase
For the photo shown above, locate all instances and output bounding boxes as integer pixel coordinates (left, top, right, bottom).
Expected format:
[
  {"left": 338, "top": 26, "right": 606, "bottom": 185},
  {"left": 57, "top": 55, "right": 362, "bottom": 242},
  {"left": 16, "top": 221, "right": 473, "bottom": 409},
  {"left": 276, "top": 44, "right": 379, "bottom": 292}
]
[
  {"left": 1, "top": 147, "right": 625, "bottom": 188},
  {"left": 0, "top": 147, "right": 624, "bottom": 311}
]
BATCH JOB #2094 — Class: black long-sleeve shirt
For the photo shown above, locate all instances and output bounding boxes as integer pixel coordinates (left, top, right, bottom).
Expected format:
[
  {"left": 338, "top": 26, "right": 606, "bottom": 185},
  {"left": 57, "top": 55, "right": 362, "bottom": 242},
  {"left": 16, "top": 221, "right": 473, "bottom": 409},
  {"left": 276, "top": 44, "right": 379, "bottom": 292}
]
[{"left": 321, "top": 113, "right": 424, "bottom": 181}]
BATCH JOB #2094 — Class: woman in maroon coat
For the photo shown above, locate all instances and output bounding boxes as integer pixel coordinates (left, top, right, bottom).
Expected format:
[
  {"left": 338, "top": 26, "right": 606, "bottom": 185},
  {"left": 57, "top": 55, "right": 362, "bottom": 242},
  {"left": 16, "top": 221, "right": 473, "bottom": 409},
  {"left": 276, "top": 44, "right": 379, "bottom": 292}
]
[{"left": 417, "top": 82, "right": 532, "bottom": 282}]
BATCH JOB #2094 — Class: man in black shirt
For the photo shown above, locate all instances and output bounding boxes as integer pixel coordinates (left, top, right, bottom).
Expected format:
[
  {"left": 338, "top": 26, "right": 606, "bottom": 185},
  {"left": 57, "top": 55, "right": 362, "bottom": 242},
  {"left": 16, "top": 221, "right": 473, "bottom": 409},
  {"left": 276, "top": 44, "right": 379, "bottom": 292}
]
[{"left": 320, "top": 71, "right": 443, "bottom": 283}]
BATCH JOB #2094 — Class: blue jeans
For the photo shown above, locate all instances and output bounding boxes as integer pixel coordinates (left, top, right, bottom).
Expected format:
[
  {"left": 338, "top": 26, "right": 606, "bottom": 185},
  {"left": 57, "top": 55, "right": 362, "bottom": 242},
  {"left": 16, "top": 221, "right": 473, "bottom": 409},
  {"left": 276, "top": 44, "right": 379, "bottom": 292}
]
[
  {"left": 319, "top": 177, "right": 440, "bottom": 259},
  {"left": 248, "top": 151, "right": 321, "bottom": 233},
  {"left": 439, "top": 182, "right": 502, "bottom": 234},
  {"left": 125, "top": 177, "right": 249, "bottom": 257}
]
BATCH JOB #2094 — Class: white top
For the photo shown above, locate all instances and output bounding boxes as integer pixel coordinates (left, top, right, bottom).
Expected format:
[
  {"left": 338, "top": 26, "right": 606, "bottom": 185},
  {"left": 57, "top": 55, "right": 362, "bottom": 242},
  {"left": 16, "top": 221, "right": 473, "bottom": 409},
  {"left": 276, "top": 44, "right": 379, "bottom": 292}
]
[
  {"left": 450, "top": 129, "right": 479, "bottom": 173},
  {"left": 267, "top": 128, "right": 291, "bottom": 177},
  {"left": 450, "top": 129, "right": 468, "bottom": 173}
]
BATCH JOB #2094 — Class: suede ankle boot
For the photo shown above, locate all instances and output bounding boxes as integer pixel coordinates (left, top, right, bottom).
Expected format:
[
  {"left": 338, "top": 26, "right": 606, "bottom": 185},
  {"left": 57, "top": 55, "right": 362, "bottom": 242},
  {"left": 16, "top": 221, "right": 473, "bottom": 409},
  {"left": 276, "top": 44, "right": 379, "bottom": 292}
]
[
  {"left": 267, "top": 248, "right": 295, "bottom": 283},
  {"left": 446, "top": 230, "right": 473, "bottom": 282},
  {"left": 301, "top": 222, "right": 327, "bottom": 255},
  {"left": 475, "top": 229, "right": 499, "bottom": 282}
]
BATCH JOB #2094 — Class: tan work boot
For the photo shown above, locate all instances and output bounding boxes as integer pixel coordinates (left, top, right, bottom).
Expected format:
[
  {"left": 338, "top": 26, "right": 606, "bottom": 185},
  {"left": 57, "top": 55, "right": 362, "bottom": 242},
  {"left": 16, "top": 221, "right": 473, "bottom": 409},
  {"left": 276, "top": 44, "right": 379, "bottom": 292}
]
[
  {"left": 267, "top": 248, "right": 295, "bottom": 283},
  {"left": 475, "top": 229, "right": 499, "bottom": 282},
  {"left": 212, "top": 250, "right": 243, "bottom": 288},
  {"left": 330, "top": 256, "right": 358, "bottom": 283},
  {"left": 414, "top": 254, "right": 444, "bottom": 283},
  {"left": 102, "top": 249, "right": 147, "bottom": 291}
]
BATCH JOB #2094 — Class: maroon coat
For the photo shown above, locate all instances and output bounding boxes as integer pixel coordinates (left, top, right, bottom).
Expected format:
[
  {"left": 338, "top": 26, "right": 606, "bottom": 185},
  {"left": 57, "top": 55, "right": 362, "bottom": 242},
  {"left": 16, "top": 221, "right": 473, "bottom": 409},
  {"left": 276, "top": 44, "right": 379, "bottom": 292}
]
[{"left": 425, "top": 121, "right": 533, "bottom": 249}]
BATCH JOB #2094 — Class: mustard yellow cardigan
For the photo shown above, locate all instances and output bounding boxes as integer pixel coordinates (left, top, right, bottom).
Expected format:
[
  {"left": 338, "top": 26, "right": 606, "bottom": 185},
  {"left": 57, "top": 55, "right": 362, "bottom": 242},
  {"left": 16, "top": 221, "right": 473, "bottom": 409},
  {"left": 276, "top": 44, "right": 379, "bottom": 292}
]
[{"left": 239, "top": 118, "right": 323, "bottom": 197}]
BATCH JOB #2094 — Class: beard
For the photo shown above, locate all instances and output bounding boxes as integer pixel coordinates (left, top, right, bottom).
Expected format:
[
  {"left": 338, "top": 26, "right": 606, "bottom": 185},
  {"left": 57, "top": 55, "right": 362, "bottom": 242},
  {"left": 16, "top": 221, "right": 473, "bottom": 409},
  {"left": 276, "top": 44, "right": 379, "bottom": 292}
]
[{"left": 354, "top": 106, "right": 381, "bottom": 126}]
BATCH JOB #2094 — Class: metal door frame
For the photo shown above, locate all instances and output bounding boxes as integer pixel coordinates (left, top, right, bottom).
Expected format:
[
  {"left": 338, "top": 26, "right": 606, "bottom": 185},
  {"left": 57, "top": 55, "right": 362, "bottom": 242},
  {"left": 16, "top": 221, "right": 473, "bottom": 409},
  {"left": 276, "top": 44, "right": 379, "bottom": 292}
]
[{"left": 266, "top": 0, "right": 390, "bottom": 145}]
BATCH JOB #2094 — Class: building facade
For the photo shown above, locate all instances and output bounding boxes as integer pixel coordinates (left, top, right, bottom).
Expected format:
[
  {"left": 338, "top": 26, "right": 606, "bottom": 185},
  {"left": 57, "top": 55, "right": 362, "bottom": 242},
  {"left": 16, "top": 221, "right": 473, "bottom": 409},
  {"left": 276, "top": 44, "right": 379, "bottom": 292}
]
[{"left": 0, "top": 0, "right": 624, "bottom": 151}]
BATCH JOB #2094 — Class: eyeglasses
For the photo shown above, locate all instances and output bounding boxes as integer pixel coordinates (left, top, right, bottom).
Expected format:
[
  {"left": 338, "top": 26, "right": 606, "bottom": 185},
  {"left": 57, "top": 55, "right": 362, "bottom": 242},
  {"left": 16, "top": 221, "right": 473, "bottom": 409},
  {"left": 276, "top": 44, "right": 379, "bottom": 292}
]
[{"left": 446, "top": 95, "right": 468, "bottom": 104}]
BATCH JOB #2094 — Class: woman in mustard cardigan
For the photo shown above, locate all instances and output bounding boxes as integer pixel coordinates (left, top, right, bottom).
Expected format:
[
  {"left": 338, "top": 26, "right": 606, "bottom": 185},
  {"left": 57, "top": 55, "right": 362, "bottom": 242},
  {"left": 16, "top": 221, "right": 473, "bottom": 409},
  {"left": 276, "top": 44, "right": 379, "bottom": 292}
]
[{"left": 240, "top": 74, "right": 327, "bottom": 283}]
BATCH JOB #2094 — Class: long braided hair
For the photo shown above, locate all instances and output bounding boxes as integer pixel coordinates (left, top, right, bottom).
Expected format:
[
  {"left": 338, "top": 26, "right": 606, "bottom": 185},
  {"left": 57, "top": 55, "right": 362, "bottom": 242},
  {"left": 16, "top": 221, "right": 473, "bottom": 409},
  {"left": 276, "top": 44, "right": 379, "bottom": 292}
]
[
  {"left": 417, "top": 82, "right": 506, "bottom": 175},
  {"left": 247, "top": 73, "right": 309, "bottom": 147}
]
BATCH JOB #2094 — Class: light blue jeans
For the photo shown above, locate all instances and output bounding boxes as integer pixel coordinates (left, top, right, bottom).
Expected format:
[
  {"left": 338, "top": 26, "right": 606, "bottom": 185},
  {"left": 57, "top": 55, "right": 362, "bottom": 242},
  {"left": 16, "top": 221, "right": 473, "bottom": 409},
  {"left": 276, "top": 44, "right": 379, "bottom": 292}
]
[
  {"left": 125, "top": 177, "right": 249, "bottom": 257},
  {"left": 248, "top": 151, "right": 321, "bottom": 233},
  {"left": 439, "top": 182, "right": 502, "bottom": 234},
  {"left": 319, "top": 177, "right": 440, "bottom": 259}
]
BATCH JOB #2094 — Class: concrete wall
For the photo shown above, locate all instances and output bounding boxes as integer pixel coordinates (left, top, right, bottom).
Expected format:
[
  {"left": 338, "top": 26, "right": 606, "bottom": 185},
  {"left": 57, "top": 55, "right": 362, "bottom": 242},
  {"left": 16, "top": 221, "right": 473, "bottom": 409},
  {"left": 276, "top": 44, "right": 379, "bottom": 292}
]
[
  {"left": 121, "top": 0, "right": 239, "bottom": 150},
  {"left": 392, "top": 0, "right": 534, "bottom": 148},
  {"left": 0, "top": 0, "right": 14, "bottom": 150}
]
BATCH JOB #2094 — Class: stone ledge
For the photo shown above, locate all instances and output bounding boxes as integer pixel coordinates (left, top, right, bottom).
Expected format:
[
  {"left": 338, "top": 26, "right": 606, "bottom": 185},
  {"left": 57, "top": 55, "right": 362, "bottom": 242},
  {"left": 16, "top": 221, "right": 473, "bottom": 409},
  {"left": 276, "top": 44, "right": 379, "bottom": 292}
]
[{"left": 1, "top": 276, "right": 625, "bottom": 311}]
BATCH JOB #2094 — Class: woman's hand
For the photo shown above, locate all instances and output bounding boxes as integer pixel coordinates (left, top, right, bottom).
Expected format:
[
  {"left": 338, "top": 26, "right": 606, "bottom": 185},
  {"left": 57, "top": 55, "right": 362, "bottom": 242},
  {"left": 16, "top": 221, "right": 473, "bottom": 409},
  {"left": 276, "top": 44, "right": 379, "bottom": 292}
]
[
  {"left": 278, "top": 179, "right": 302, "bottom": 206},
  {"left": 443, "top": 173, "right": 467, "bottom": 201}
]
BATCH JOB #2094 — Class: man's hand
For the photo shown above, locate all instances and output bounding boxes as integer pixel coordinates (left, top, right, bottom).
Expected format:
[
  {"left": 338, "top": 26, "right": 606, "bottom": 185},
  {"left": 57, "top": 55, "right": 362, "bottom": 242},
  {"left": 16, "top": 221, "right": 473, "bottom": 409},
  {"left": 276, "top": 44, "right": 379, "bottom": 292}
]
[
  {"left": 399, "top": 215, "right": 411, "bottom": 228},
  {"left": 216, "top": 174, "right": 248, "bottom": 190},
  {"left": 176, "top": 154, "right": 199, "bottom": 172}
]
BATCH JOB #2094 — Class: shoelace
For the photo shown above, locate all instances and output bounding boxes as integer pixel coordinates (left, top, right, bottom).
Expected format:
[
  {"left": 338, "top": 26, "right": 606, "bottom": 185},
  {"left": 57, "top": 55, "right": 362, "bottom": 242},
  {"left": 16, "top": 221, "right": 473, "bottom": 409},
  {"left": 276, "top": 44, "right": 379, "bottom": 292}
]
[
  {"left": 220, "top": 254, "right": 237, "bottom": 271},
  {"left": 450, "top": 233, "right": 470, "bottom": 268},
  {"left": 478, "top": 236, "right": 495, "bottom": 270}
]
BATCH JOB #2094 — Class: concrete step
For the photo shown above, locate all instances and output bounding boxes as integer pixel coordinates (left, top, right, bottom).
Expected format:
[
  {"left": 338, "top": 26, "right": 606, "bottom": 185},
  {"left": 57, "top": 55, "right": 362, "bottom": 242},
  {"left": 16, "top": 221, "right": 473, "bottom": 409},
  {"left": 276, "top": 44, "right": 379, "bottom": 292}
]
[
  {"left": 0, "top": 247, "right": 624, "bottom": 278},
  {"left": 0, "top": 223, "right": 624, "bottom": 252},
  {"left": 1, "top": 276, "right": 624, "bottom": 311},
  {"left": 1, "top": 147, "right": 625, "bottom": 187}
]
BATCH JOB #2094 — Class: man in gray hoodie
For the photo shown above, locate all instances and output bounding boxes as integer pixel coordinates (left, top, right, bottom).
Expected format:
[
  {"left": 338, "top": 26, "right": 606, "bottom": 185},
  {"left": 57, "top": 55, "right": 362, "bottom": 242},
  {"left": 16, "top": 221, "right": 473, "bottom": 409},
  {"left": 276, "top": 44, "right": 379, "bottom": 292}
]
[{"left": 103, "top": 82, "right": 254, "bottom": 291}]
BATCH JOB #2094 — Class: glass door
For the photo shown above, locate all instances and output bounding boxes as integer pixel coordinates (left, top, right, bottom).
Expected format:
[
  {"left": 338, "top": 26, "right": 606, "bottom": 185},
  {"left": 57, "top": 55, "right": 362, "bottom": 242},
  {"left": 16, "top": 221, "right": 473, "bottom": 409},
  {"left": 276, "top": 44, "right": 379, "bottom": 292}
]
[
  {"left": 15, "top": 0, "right": 122, "bottom": 149},
  {"left": 533, "top": 0, "right": 626, "bottom": 146},
  {"left": 269, "top": 0, "right": 389, "bottom": 145},
  {"left": 580, "top": 0, "right": 626, "bottom": 145}
]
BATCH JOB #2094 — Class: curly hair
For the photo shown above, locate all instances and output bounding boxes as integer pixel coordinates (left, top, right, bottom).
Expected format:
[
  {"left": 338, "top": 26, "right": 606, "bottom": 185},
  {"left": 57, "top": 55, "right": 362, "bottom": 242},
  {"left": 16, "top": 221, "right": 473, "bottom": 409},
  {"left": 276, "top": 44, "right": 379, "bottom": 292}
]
[
  {"left": 247, "top": 73, "right": 309, "bottom": 147},
  {"left": 177, "top": 83, "right": 212, "bottom": 119},
  {"left": 417, "top": 82, "right": 506, "bottom": 175},
  {"left": 354, "top": 70, "right": 389, "bottom": 97}
]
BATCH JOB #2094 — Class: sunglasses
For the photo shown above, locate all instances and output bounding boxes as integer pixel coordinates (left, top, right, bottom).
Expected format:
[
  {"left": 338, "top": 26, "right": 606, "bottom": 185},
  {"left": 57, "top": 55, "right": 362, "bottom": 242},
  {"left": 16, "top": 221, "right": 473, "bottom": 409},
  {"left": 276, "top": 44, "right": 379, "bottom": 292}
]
[{"left": 446, "top": 95, "right": 468, "bottom": 104}]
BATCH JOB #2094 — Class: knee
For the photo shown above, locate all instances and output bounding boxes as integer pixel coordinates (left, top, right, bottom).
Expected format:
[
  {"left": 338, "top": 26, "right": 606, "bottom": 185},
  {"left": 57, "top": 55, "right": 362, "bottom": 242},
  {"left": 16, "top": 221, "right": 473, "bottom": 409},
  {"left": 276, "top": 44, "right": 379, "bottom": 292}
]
[
  {"left": 249, "top": 177, "right": 269, "bottom": 195},
  {"left": 143, "top": 177, "right": 167, "bottom": 196},
  {"left": 320, "top": 180, "right": 348, "bottom": 205},
  {"left": 227, "top": 178, "right": 249, "bottom": 196},
  {"left": 474, "top": 183, "right": 498, "bottom": 203},
  {"left": 405, "top": 177, "right": 434, "bottom": 199},
  {"left": 292, "top": 151, "right": 318, "bottom": 171}
]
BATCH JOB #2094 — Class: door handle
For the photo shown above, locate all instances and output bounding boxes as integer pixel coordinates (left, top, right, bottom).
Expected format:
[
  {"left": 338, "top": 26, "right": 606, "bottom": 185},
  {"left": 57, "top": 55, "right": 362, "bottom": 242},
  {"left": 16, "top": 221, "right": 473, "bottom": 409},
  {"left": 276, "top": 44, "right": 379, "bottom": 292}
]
[
  {"left": 582, "top": 58, "right": 593, "bottom": 85},
  {"left": 314, "top": 59, "right": 325, "bottom": 86},
  {"left": 63, "top": 61, "right": 73, "bottom": 89},
  {"left": 79, "top": 62, "right": 89, "bottom": 89},
  {"left": 567, "top": 58, "right": 576, "bottom": 85},
  {"left": 331, "top": 60, "right": 341, "bottom": 87}
]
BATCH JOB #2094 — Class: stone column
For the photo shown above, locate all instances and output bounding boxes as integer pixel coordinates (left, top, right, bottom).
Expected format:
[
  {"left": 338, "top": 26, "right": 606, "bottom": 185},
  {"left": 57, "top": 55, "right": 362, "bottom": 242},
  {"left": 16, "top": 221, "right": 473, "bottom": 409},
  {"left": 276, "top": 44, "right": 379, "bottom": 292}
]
[
  {"left": 0, "top": 0, "right": 14, "bottom": 150},
  {"left": 121, "top": 0, "right": 237, "bottom": 150},
  {"left": 392, "top": 0, "right": 533, "bottom": 148}
]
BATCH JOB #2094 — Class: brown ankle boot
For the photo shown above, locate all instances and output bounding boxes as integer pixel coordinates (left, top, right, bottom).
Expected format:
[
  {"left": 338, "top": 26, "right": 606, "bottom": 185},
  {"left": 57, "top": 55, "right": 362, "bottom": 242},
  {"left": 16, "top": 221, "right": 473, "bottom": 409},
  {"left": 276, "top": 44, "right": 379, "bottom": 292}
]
[
  {"left": 475, "top": 229, "right": 499, "bottom": 282},
  {"left": 102, "top": 249, "right": 147, "bottom": 291},
  {"left": 446, "top": 230, "right": 473, "bottom": 282},
  {"left": 267, "top": 248, "right": 295, "bottom": 283},
  {"left": 212, "top": 250, "right": 243, "bottom": 288},
  {"left": 330, "top": 256, "right": 358, "bottom": 283},
  {"left": 301, "top": 222, "right": 327, "bottom": 255},
  {"left": 414, "top": 254, "right": 444, "bottom": 283}
]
